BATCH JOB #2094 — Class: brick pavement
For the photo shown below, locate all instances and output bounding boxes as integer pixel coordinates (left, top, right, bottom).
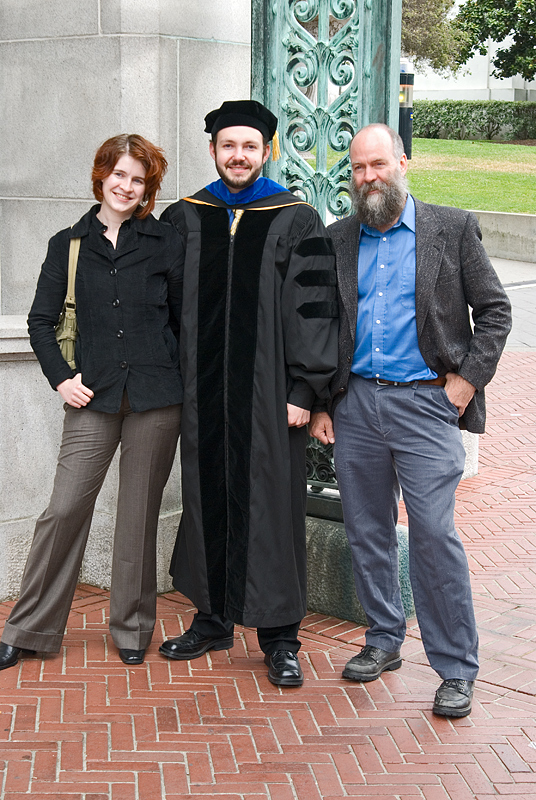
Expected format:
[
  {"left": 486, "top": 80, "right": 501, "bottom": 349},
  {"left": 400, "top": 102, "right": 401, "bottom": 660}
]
[{"left": 1, "top": 348, "right": 536, "bottom": 799}]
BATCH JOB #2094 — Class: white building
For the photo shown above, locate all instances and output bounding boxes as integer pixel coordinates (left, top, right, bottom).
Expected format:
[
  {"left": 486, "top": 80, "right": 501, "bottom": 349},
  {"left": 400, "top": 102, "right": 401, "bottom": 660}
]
[{"left": 409, "top": 41, "right": 536, "bottom": 102}]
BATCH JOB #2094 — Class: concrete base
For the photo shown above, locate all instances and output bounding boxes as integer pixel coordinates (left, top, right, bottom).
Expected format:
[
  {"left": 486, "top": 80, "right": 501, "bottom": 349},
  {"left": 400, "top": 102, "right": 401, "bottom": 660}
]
[
  {"left": 473, "top": 210, "right": 536, "bottom": 263},
  {"left": 461, "top": 430, "right": 479, "bottom": 479},
  {"left": 306, "top": 517, "right": 415, "bottom": 625}
]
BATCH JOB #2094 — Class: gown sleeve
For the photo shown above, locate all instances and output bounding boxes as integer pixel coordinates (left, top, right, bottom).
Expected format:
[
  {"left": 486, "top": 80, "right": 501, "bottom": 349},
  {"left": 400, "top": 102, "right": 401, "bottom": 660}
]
[{"left": 281, "top": 205, "right": 339, "bottom": 410}]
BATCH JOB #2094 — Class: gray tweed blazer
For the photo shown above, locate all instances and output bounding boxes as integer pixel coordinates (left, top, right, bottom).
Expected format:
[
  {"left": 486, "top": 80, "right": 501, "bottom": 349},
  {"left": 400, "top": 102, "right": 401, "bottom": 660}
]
[{"left": 327, "top": 198, "right": 512, "bottom": 433}]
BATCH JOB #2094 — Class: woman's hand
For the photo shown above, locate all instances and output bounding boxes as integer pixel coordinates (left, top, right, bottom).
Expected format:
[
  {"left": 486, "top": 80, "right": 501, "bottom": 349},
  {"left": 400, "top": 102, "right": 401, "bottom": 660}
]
[{"left": 56, "top": 374, "right": 94, "bottom": 408}]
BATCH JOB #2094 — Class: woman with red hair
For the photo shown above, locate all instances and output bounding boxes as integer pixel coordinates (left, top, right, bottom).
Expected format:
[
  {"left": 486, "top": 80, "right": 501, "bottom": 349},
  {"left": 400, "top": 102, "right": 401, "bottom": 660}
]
[{"left": 0, "top": 135, "right": 183, "bottom": 669}]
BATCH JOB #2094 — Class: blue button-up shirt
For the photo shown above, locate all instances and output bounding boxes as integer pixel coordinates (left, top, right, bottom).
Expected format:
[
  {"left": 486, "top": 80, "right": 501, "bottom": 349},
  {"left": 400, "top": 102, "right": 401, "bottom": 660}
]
[{"left": 351, "top": 195, "right": 436, "bottom": 382}]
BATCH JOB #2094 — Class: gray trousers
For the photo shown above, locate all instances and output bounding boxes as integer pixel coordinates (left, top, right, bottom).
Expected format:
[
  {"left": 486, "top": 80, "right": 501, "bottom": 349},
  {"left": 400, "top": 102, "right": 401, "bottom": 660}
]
[
  {"left": 334, "top": 374, "right": 479, "bottom": 680},
  {"left": 2, "top": 396, "right": 181, "bottom": 653}
]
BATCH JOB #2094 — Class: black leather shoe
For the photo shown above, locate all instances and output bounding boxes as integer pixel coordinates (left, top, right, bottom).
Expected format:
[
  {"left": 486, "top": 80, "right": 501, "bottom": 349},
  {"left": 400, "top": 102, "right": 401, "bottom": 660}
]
[
  {"left": 264, "top": 650, "right": 304, "bottom": 686},
  {"left": 0, "top": 643, "right": 22, "bottom": 670},
  {"left": 342, "top": 645, "right": 402, "bottom": 682},
  {"left": 433, "top": 679, "right": 474, "bottom": 718},
  {"left": 119, "top": 648, "right": 145, "bottom": 665},
  {"left": 0, "top": 642, "right": 35, "bottom": 671},
  {"left": 159, "top": 629, "right": 234, "bottom": 661}
]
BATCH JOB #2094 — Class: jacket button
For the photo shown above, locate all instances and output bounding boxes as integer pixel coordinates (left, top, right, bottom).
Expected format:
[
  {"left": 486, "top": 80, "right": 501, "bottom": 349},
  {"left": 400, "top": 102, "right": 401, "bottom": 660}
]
[
  {"left": 347, "top": 356, "right": 351, "bottom": 362},
  {"left": 110, "top": 268, "right": 117, "bottom": 276},
  {"left": 117, "top": 330, "right": 124, "bottom": 338},
  {"left": 112, "top": 299, "right": 120, "bottom": 307},
  {"left": 338, "top": 387, "right": 345, "bottom": 393},
  {"left": 120, "top": 361, "right": 128, "bottom": 369}
]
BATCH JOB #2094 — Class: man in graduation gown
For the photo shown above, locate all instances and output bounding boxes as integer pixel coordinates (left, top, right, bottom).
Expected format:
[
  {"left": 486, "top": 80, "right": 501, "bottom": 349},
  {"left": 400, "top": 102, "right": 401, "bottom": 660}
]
[{"left": 159, "top": 100, "right": 338, "bottom": 685}]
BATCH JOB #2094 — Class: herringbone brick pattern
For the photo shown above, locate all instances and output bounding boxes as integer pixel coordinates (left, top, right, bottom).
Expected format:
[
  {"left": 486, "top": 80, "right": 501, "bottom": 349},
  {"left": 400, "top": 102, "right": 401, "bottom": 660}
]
[{"left": 1, "top": 350, "right": 536, "bottom": 799}]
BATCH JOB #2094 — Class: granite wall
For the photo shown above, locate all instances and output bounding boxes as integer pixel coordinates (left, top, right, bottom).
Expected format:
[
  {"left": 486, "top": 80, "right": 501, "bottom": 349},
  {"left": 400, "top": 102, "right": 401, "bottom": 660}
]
[{"left": 0, "top": 0, "right": 251, "bottom": 599}]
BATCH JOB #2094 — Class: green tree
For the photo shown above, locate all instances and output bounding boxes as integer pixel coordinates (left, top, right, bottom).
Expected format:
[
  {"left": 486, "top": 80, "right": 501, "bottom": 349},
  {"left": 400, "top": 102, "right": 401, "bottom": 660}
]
[
  {"left": 304, "top": 1, "right": 466, "bottom": 75},
  {"left": 455, "top": 0, "right": 536, "bottom": 81},
  {"left": 401, "top": 0, "right": 467, "bottom": 73}
]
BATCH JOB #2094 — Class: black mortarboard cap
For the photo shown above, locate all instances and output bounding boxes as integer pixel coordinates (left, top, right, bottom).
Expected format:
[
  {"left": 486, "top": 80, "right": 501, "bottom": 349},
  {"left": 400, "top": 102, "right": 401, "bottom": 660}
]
[{"left": 204, "top": 100, "right": 278, "bottom": 141}]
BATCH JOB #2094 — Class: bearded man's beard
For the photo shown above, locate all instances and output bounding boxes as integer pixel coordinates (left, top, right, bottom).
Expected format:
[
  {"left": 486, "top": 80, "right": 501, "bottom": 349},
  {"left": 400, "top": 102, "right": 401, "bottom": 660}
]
[
  {"left": 349, "top": 168, "right": 408, "bottom": 229},
  {"left": 216, "top": 159, "right": 264, "bottom": 191}
]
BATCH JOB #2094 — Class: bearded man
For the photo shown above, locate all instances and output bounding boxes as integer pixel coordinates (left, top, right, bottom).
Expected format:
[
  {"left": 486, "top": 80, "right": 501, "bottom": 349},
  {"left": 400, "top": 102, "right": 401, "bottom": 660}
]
[
  {"left": 310, "top": 123, "right": 511, "bottom": 716},
  {"left": 158, "top": 100, "right": 338, "bottom": 686}
]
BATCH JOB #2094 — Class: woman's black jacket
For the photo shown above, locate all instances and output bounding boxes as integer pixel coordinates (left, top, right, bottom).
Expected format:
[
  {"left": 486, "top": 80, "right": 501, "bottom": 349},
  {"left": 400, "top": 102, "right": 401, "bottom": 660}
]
[{"left": 28, "top": 205, "right": 184, "bottom": 413}]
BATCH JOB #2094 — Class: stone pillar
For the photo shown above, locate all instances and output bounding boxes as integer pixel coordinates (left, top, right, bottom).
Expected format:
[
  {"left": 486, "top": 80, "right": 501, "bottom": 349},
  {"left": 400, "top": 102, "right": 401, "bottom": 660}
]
[{"left": 0, "top": 0, "right": 251, "bottom": 599}]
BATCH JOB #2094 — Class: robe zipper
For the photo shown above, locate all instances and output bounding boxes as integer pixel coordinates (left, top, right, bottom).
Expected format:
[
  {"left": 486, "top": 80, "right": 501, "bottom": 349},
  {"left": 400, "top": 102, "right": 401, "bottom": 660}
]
[{"left": 223, "top": 209, "right": 245, "bottom": 541}]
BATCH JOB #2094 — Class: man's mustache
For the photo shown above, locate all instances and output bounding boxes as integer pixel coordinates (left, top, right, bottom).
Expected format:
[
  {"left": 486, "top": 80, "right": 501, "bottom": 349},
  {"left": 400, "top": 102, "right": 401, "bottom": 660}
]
[{"left": 362, "top": 181, "right": 385, "bottom": 195}]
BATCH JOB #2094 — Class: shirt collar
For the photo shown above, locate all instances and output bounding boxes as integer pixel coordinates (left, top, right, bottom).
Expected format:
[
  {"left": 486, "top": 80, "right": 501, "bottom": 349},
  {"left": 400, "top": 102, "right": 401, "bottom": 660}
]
[
  {"left": 87, "top": 205, "right": 162, "bottom": 237},
  {"left": 360, "top": 193, "right": 415, "bottom": 238}
]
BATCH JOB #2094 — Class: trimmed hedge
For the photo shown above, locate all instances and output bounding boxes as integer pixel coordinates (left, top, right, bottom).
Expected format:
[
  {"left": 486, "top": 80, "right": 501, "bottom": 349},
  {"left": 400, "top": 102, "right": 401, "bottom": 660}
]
[{"left": 412, "top": 100, "right": 536, "bottom": 141}]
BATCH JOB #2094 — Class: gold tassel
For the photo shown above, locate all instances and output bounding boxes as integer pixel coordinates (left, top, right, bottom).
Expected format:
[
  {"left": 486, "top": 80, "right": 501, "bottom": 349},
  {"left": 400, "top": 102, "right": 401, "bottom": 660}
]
[{"left": 271, "top": 130, "right": 281, "bottom": 161}]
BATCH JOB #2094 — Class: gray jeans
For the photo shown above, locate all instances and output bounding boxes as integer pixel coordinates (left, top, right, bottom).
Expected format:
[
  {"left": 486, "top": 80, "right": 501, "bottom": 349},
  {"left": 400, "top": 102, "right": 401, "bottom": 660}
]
[
  {"left": 334, "top": 374, "right": 479, "bottom": 680},
  {"left": 3, "top": 395, "right": 181, "bottom": 652}
]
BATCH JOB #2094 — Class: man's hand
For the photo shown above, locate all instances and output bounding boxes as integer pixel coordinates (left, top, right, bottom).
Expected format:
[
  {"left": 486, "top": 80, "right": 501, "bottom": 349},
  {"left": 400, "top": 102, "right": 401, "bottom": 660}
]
[
  {"left": 287, "top": 403, "right": 310, "bottom": 427},
  {"left": 57, "top": 373, "right": 94, "bottom": 408},
  {"left": 309, "top": 411, "right": 335, "bottom": 444},
  {"left": 444, "top": 372, "right": 475, "bottom": 417}
]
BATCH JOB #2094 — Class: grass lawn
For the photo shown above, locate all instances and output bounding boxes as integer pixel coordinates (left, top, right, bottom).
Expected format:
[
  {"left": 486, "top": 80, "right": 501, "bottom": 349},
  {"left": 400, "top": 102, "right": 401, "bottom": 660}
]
[{"left": 407, "top": 139, "right": 536, "bottom": 214}]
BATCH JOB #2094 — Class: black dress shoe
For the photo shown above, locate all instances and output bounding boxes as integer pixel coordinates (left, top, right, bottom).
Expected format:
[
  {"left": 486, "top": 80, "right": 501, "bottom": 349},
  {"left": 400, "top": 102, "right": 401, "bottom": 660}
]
[
  {"left": 159, "top": 629, "right": 234, "bottom": 661},
  {"left": 0, "top": 643, "right": 22, "bottom": 670},
  {"left": 342, "top": 645, "right": 402, "bottom": 682},
  {"left": 119, "top": 648, "right": 145, "bottom": 665},
  {"left": 264, "top": 650, "right": 304, "bottom": 686},
  {"left": 433, "top": 679, "right": 475, "bottom": 718},
  {"left": 0, "top": 642, "right": 35, "bottom": 670}
]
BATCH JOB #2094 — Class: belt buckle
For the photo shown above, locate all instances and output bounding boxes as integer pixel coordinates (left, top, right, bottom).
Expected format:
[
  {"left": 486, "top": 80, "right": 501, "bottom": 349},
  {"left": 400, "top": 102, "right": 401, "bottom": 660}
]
[{"left": 376, "top": 379, "right": 391, "bottom": 386}]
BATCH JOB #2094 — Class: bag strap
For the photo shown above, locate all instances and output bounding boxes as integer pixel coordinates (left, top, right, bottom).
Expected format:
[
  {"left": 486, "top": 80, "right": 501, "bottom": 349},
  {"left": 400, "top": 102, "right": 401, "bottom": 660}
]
[{"left": 65, "top": 236, "right": 81, "bottom": 307}]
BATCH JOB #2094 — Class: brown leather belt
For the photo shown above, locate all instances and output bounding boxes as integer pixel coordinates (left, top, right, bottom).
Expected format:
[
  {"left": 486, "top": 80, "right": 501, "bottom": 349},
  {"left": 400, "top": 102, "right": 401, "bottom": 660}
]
[{"left": 375, "top": 376, "right": 446, "bottom": 387}]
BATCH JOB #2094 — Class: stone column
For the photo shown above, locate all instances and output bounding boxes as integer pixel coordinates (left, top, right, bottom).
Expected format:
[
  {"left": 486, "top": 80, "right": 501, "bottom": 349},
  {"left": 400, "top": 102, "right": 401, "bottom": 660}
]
[{"left": 0, "top": 0, "right": 251, "bottom": 599}]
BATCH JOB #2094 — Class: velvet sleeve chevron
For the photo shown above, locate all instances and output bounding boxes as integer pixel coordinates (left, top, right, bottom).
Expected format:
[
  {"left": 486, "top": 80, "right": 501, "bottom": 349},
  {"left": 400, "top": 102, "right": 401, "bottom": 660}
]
[
  {"left": 159, "top": 202, "right": 189, "bottom": 239},
  {"left": 281, "top": 206, "right": 339, "bottom": 410}
]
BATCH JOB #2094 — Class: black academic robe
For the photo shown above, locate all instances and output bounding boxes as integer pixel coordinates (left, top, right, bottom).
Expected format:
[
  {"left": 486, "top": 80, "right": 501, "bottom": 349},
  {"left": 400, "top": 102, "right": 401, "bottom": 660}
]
[{"left": 161, "top": 189, "right": 338, "bottom": 627}]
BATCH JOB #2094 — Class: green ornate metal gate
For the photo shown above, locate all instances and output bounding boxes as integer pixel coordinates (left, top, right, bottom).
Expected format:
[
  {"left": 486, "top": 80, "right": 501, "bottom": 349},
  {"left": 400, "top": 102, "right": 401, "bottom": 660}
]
[
  {"left": 252, "top": 0, "right": 402, "bottom": 494},
  {"left": 251, "top": 0, "right": 402, "bottom": 222}
]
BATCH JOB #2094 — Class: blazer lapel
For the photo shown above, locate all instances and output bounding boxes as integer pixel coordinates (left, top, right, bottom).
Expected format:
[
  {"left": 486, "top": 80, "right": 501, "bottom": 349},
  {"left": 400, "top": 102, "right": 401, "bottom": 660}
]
[
  {"left": 414, "top": 199, "right": 446, "bottom": 336},
  {"left": 337, "top": 216, "right": 360, "bottom": 336}
]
